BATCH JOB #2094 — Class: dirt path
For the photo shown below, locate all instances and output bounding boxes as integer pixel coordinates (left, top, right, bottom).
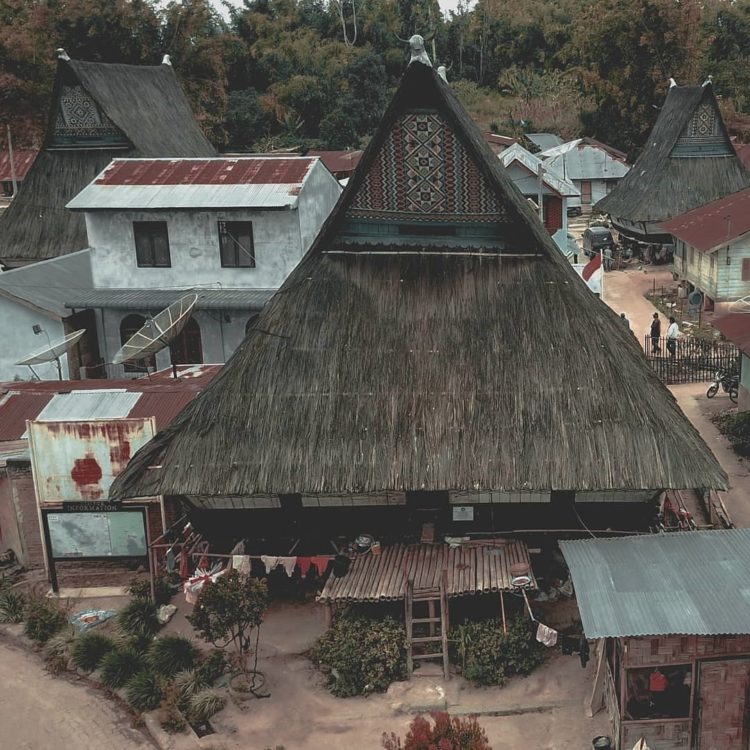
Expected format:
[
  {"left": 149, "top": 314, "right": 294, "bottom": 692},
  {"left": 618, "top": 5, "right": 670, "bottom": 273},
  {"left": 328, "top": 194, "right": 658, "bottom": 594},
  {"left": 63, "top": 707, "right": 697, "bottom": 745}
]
[{"left": 0, "top": 637, "right": 154, "bottom": 750}]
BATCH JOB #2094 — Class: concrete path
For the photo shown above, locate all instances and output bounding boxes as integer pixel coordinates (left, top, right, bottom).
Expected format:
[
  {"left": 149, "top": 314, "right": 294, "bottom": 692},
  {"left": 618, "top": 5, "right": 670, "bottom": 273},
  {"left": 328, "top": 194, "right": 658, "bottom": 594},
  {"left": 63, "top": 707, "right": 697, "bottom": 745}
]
[{"left": 0, "top": 637, "right": 153, "bottom": 750}]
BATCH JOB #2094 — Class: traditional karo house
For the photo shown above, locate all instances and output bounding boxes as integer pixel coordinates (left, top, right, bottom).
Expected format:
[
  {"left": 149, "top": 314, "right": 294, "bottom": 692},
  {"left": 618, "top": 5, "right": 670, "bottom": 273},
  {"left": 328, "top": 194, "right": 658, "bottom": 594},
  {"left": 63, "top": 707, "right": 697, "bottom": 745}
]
[
  {"left": 0, "top": 51, "right": 215, "bottom": 268},
  {"left": 596, "top": 81, "right": 750, "bottom": 245},
  {"left": 110, "top": 60, "right": 725, "bottom": 640}
]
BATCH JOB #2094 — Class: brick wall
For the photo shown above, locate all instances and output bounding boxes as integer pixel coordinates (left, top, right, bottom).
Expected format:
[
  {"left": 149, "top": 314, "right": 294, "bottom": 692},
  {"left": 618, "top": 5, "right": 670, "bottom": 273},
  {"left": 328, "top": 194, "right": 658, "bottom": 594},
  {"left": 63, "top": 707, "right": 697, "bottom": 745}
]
[
  {"left": 624, "top": 635, "right": 750, "bottom": 667},
  {"left": 622, "top": 719, "right": 690, "bottom": 750}
]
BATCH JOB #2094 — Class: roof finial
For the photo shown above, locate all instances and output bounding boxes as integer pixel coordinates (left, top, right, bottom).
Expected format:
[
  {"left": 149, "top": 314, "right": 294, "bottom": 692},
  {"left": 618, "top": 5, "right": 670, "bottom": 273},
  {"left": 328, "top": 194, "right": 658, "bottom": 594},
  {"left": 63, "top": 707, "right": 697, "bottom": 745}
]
[
  {"left": 395, "top": 33, "right": 434, "bottom": 67},
  {"left": 437, "top": 65, "right": 448, "bottom": 83},
  {"left": 668, "top": 77, "right": 677, "bottom": 88},
  {"left": 703, "top": 74, "right": 713, "bottom": 87},
  {"left": 162, "top": 54, "right": 172, "bottom": 66},
  {"left": 56, "top": 48, "right": 70, "bottom": 61}
]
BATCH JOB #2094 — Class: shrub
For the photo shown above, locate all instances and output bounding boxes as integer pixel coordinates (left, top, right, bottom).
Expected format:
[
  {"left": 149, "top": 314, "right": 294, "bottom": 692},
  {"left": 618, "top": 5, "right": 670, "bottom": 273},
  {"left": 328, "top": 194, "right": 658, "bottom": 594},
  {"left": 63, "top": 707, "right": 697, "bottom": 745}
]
[
  {"left": 0, "top": 589, "right": 26, "bottom": 623},
  {"left": 127, "top": 576, "right": 174, "bottom": 606},
  {"left": 147, "top": 635, "right": 198, "bottom": 677},
  {"left": 118, "top": 598, "right": 160, "bottom": 638},
  {"left": 159, "top": 683, "right": 187, "bottom": 733},
  {"left": 126, "top": 670, "right": 165, "bottom": 712},
  {"left": 99, "top": 645, "right": 145, "bottom": 688},
  {"left": 450, "top": 616, "right": 545, "bottom": 687},
  {"left": 713, "top": 411, "right": 750, "bottom": 457},
  {"left": 382, "top": 712, "right": 491, "bottom": 750},
  {"left": 311, "top": 613, "right": 406, "bottom": 697},
  {"left": 43, "top": 626, "right": 76, "bottom": 674},
  {"left": 196, "top": 649, "right": 228, "bottom": 685},
  {"left": 24, "top": 598, "right": 67, "bottom": 644},
  {"left": 186, "top": 688, "right": 226, "bottom": 725},
  {"left": 173, "top": 669, "right": 208, "bottom": 709},
  {"left": 71, "top": 632, "right": 116, "bottom": 672}
]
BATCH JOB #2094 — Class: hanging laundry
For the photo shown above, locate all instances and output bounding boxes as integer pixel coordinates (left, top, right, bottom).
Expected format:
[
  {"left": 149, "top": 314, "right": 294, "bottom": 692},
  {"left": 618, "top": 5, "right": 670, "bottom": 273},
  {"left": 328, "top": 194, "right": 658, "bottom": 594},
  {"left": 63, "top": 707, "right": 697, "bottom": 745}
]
[
  {"left": 311, "top": 555, "right": 332, "bottom": 575},
  {"left": 179, "top": 550, "right": 189, "bottom": 580},
  {"left": 260, "top": 555, "right": 298, "bottom": 577},
  {"left": 579, "top": 637, "right": 590, "bottom": 668},
  {"left": 233, "top": 555, "right": 251, "bottom": 579},
  {"left": 184, "top": 564, "right": 226, "bottom": 605},
  {"left": 165, "top": 548, "right": 176, "bottom": 575},
  {"left": 297, "top": 557, "right": 313, "bottom": 578},
  {"left": 536, "top": 622, "right": 558, "bottom": 648}
]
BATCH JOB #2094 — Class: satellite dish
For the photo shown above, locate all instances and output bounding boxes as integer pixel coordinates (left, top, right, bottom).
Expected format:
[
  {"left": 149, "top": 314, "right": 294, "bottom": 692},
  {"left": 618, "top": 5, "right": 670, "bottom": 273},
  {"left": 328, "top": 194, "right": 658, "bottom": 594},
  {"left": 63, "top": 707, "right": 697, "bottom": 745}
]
[
  {"left": 729, "top": 295, "right": 750, "bottom": 314},
  {"left": 113, "top": 293, "right": 198, "bottom": 368},
  {"left": 15, "top": 329, "right": 86, "bottom": 380}
]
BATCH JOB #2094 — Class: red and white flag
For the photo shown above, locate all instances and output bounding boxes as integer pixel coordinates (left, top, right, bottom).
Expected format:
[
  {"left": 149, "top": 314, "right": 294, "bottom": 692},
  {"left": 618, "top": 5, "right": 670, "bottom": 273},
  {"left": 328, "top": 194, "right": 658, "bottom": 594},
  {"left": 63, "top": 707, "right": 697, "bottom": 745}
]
[{"left": 581, "top": 252, "right": 603, "bottom": 294}]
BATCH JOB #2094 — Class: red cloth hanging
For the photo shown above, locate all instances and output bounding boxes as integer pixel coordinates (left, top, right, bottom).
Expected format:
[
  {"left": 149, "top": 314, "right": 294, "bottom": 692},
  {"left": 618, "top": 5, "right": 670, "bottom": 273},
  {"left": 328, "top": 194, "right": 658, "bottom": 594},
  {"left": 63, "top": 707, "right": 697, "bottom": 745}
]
[{"left": 179, "top": 550, "right": 189, "bottom": 580}]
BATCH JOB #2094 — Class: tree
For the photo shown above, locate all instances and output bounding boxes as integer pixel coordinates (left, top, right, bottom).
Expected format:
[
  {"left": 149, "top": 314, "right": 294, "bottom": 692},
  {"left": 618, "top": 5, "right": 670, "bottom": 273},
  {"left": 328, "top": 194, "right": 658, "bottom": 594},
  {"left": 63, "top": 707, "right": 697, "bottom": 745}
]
[
  {"left": 382, "top": 712, "right": 491, "bottom": 750},
  {"left": 188, "top": 571, "right": 268, "bottom": 676}
]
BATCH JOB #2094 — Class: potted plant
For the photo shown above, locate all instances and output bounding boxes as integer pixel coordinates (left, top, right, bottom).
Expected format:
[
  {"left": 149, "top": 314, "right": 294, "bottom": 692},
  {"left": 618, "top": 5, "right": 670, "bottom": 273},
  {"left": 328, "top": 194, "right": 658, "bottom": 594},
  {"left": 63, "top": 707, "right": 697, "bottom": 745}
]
[{"left": 188, "top": 571, "right": 268, "bottom": 701}]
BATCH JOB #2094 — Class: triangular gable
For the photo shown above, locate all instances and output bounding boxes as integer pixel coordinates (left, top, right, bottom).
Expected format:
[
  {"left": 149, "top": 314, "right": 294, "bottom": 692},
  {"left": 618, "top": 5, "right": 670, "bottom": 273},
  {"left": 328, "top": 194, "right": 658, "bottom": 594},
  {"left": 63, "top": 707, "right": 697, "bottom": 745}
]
[
  {"left": 49, "top": 65, "right": 129, "bottom": 149},
  {"left": 671, "top": 88, "right": 733, "bottom": 158}
]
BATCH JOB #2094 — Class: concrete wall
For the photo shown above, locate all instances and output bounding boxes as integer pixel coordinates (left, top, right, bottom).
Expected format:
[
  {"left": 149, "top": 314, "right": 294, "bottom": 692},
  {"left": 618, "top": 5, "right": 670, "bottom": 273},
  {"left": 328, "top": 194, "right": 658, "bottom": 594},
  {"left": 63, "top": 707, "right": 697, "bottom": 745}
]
[
  {"left": 0, "top": 464, "right": 44, "bottom": 568},
  {"left": 297, "top": 162, "right": 342, "bottom": 252},
  {"left": 0, "top": 297, "right": 67, "bottom": 382}
]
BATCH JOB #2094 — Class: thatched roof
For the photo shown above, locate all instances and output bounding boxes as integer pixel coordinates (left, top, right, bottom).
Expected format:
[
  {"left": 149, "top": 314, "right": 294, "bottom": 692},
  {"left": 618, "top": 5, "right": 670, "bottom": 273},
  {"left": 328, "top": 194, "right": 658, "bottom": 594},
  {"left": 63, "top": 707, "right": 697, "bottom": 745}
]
[
  {"left": 596, "top": 83, "right": 750, "bottom": 225},
  {"left": 0, "top": 57, "right": 215, "bottom": 265},
  {"left": 110, "top": 62, "right": 726, "bottom": 501}
]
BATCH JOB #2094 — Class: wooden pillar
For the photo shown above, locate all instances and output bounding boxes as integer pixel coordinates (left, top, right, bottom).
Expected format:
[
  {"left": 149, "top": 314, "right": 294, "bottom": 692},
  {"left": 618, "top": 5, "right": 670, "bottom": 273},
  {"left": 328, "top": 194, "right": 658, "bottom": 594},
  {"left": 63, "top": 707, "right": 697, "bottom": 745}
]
[
  {"left": 324, "top": 603, "right": 333, "bottom": 629},
  {"left": 500, "top": 591, "right": 507, "bottom": 634}
]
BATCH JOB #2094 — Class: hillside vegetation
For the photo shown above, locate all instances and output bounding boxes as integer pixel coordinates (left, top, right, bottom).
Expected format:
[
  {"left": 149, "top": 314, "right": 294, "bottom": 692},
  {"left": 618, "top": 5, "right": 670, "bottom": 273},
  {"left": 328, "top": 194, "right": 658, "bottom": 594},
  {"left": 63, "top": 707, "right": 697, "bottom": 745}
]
[{"left": 0, "top": 0, "right": 748, "bottom": 158}]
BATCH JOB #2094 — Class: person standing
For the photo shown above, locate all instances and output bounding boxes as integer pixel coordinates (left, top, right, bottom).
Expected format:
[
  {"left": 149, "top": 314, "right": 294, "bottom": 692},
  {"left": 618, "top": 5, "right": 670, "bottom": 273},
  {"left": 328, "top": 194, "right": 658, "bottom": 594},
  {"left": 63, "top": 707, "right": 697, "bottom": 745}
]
[
  {"left": 620, "top": 312, "right": 631, "bottom": 330},
  {"left": 650, "top": 312, "right": 661, "bottom": 354},
  {"left": 666, "top": 316, "right": 679, "bottom": 358}
]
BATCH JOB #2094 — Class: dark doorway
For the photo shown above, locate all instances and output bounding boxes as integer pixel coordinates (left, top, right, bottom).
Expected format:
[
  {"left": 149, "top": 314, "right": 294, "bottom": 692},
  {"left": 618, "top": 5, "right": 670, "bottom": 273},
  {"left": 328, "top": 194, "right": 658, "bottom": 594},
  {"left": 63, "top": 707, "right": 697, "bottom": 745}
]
[
  {"left": 170, "top": 317, "right": 203, "bottom": 365},
  {"left": 120, "top": 313, "right": 155, "bottom": 374}
]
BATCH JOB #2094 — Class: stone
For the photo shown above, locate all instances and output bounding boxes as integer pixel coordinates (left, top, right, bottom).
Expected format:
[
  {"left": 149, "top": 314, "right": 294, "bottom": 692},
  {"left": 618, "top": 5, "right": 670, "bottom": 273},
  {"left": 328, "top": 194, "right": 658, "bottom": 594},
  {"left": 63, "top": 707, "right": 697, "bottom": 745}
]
[{"left": 387, "top": 681, "right": 447, "bottom": 714}]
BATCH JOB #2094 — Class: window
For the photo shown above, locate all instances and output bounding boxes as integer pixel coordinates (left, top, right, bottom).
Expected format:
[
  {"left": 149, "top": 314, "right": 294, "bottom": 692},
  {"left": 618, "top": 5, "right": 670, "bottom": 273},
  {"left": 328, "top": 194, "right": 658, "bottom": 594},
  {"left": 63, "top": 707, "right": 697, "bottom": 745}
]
[
  {"left": 742, "top": 258, "right": 750, "bottom": 282},
  {"left": 134, "top": 222, "right": 171, "bottom": 267},
  {"left": 624, "top": 665, "right": 692, "bottom": 720},
  {"left": 218, "top": 221, "right": 255, "bottom": 268}
]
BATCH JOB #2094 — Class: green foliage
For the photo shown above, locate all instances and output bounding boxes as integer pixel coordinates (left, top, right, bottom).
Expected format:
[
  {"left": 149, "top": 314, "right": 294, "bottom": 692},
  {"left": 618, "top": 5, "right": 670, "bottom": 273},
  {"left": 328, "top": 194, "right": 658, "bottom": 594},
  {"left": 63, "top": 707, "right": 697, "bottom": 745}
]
[
  {"left": 23, "top": 598, "right": 67, "bottom": 644},
  {"left": 382, "top": 711, "right": 491, "bottom": 750},
  {"left": 126, "top": 576, "right": 175, "bottom": 606},
  {"left": 173, "top": 669, "right": 208, "bottom": 710},
  {"left": 43, "top": 626, "right": 76, "bottom": 674},
  {"left": 147, "top": 635, "right": 199, "bottom": 677},
  {"left": 71, "top": 632, "right": 116, "bottom": 672},
  {"left": 450, "top": 616, "right": 545, "bottom": 687},
  {"left": 0, "top": 589, "right": 26, "bottom": 624},
  {"left": 118, "top": 598, "right": 160, "bottom": 638},
  {"left": 188, "top": 572, "right": 268, "bottom": 675},
  {"left": 311, "top": 613, "right": 406, "bottom": 697},
  {"left": 159, "top": 683, "right": 188, "bottom": 734},
  {"left": 126, "top": 670, "right": 165, "bottom": 712},
  {"left": 99, "top": 645, "right": 146, "bottom": 689},
  {"left": 186, "top": 688, "right": 227, "bottom": 725},
  {"left": 196, "top": 648, "right": 228, "bottom": 685},
  {"left": 712, "top": 411, "right": 750, "bottom": 457}
]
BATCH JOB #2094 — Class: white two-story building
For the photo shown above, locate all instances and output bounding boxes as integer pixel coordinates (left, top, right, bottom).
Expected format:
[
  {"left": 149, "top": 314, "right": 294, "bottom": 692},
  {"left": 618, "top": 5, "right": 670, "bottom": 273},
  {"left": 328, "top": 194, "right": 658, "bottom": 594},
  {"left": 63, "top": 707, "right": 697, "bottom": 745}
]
[{"left": 65, "top": 157, "right": 341, "bottom": 375}]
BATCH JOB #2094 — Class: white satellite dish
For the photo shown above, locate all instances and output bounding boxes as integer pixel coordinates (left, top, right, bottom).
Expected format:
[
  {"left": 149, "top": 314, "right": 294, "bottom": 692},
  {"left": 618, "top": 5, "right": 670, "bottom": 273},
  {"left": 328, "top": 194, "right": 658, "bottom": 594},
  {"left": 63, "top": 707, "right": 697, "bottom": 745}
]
[
  {"left": 112, "top": 293, "right": 198, "bottom": 369},
  {"left": 15, "top": 329, "right": 86, "bottom": 380},
  {"left": 729, "top": 295, "right": 750, "bottom": 314}
]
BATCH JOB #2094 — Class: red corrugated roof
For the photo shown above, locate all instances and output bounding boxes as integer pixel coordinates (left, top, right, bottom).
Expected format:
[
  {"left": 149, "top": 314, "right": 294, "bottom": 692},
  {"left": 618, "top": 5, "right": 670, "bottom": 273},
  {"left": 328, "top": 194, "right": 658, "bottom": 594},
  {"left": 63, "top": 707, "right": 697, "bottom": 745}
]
[
  {"left": 714, "top": 313, "right": 750, "bottom": 357},
  {"left": 96, "top": 158, "right": 316, "bottom": 186},
  {"left": 659, "top": 187, "right": 750, "bottom": 252},
  {"left": 0, "top": 365, "right": 220, "bottom": 441},
  {"left": 0, "top": 150, "right": 38, "bottom": 182},
  {"left": 307, "top": 150, "right": 363, "bottom": 174}
]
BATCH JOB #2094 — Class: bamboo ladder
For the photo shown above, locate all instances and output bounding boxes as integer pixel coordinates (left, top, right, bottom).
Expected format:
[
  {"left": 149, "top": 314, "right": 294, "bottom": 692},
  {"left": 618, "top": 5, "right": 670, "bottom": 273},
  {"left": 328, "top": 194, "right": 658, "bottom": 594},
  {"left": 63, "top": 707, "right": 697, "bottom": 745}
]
[{"left": 404, "top": 568, "right": 449, "bottom": 679}]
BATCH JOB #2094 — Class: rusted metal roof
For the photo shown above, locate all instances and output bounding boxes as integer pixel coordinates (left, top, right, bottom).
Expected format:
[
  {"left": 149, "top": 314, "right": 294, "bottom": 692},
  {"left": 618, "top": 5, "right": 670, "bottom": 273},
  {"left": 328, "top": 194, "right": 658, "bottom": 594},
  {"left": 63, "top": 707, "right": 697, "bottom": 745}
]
[
  {"left": 713, "top": 313, "right": 750, "bottom": 357},
  {"left": 659, "top": 187, "right": 750, "bottom": 253},
  {"left": 318, "top": 541, "right": 536, "bottom": 603},
  {"left": 66, "top": 157, "right": 320, "bottom": 210},
  {"left": 0, "top": 150, "right": 38, "bottom": 182},
  {"left": 65, "top": 288, "right": 275, "bottom": 312},
  {"left": 561, "top": 530, "right": 750, "bottom": 638},
  {"left": 307, "top": 150, "right": 362, "bottom": 175}
]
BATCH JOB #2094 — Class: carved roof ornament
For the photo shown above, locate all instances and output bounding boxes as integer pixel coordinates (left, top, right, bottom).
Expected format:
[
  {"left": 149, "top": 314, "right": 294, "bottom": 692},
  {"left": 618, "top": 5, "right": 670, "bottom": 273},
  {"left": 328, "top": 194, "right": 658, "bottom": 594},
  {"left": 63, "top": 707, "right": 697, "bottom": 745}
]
[{"left": 396, "top": 33, "right": 434, "bottom": 67}]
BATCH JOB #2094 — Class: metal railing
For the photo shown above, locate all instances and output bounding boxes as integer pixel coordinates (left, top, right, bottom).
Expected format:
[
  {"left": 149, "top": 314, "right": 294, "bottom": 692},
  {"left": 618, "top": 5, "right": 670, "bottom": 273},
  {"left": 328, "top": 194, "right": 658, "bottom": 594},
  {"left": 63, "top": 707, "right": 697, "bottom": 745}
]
[{"left": 643, "top": 336, "right": 740, "bottom": 384}]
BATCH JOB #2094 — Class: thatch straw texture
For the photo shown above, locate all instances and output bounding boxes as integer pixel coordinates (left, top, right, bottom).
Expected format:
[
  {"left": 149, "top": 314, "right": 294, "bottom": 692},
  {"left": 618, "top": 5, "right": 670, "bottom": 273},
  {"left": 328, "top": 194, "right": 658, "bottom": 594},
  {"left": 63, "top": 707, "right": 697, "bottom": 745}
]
[
  {"left": 0, "top": 59, "right": 215, "bottom": 264},
  {"left": 110, "top": 63, "right": 727, "bottom": 500},
  {"left": 596, "top": 85, "right": 750, "bottom": 224}
]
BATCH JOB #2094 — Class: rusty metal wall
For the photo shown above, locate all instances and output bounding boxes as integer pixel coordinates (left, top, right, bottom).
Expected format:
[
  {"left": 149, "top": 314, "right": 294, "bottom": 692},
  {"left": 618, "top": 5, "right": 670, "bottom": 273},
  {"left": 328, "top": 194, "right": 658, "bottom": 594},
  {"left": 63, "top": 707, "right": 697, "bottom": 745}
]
[{"left": 27, "top": 418, "right": 155, "bottom": 504}]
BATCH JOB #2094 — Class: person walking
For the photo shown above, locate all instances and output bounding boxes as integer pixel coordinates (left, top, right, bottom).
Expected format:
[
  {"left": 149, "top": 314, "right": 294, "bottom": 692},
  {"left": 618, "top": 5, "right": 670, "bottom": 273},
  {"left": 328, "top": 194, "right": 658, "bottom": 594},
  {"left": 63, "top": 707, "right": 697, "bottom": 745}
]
[
  {"left": 666, "top": 316, "right": 679, "bottom": 358},
  {"left": 620, "top": 312, "right": 631, "bottom": 330},
  {"left": 650, "top": 312, "right": 661, "bottom": 354}
]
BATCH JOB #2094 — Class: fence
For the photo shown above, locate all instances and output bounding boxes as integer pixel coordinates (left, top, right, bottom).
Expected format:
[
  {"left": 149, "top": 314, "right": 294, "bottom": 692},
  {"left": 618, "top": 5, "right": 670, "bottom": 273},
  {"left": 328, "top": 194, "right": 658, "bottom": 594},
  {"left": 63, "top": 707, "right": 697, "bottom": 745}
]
[{"left": 643, "top": 336, "right": 740, "bottom": 384}]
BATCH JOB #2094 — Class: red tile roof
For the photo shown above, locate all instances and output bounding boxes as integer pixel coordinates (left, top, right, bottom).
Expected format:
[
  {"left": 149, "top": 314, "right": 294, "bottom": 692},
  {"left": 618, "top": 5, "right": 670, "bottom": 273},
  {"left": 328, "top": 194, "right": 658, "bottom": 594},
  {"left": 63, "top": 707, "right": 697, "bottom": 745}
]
[
  {"left": 713, "top": 313, "right": 750, "bottom": 357},
  {"left": 659, "top": 187, "right": 750, "bottom": 252},
  {"left": 0, "top": 365, "right": 221, "bottom": 441},
  {"left": 307, "top": 150, "right": 363, "bottom": 175},
  {"left": 95, "top": 158, "right": 317, "bottom": 186},
  {"left": 0, "top": 150, "right": 38, "bottom": 182}
]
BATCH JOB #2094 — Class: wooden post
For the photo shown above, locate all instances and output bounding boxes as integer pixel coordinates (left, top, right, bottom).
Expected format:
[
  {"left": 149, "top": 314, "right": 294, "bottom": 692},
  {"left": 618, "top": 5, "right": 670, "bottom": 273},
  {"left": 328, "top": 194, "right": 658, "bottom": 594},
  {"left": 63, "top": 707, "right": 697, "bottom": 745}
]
[
  {"left": 500, "top": 591, "right": 507, "bottom": 634},
  {"left": 586, "top": 638, "right": 606, "bottom": 717},
  {"left": 428, "top": 600, "right": 436, "bottom": 637},
  {"left": 324, "top": 603, "right": 333, "bottom": 629}
]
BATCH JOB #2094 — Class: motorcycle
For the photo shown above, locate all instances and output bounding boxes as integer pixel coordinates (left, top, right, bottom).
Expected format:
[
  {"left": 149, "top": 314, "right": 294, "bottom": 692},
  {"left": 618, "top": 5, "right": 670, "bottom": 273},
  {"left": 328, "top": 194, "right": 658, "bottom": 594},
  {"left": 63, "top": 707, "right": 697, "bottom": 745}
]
[{"left": 706, "top": 369, "right": 739, "bottom": 403}]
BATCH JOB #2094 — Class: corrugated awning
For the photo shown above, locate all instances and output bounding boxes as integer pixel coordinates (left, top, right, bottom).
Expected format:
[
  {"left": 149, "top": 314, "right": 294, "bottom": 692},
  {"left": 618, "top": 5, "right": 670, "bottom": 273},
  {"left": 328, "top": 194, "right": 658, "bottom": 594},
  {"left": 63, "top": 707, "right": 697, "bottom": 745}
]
[
  {"left": 66, "top": 288, "right": 276, "bottom": 311},
  {"left": 318, "top": 541, "right": 536, "bottom": 603}
]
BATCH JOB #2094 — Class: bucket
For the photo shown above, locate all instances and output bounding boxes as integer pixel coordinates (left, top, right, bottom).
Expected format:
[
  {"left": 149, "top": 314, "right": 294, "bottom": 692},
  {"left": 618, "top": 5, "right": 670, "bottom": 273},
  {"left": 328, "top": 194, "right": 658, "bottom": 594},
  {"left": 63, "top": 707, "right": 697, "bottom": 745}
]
[
  {"left": 592, "top": 737, "right": 612, "bottom": 750},
  {"left": 372, "top": 541, "right": 382, "bottom": 555}
]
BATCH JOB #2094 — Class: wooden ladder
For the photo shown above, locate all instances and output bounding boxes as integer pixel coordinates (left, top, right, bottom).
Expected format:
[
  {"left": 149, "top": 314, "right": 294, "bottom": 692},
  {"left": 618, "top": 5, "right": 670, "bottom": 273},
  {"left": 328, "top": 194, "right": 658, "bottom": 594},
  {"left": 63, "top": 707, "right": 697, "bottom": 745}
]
[{"left": 405, "top": 570, "right": 449, "bottom": 679}]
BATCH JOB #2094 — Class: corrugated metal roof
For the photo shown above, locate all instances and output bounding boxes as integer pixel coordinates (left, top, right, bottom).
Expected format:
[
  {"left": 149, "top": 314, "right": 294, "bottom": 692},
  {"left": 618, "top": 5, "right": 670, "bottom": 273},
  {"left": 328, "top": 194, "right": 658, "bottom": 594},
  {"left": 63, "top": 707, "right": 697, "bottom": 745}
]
[
  {"left": 307, "top": 150, "right": 362, "bottom": 174},
  {"left": 0, "top": 393, "right": 51, "bottom": 442},
  {"left": 500, "top": 143, "right": 580, "bottom": 197},
  {"left": 659, "top": 186, "right": 750, "bottom": 252},
  {"left": 540, "top": 139, "right": 631, "bottom": 181},
  {"left": 0, "top": 250, "right": 92, "bottom": 317},
  {"left": 65, "top": 287, "right": 275, "bottom": 311},
  {"left": 66, "top": 157, "right": 319, "bottom": 210},
  {"left": 526, "top": 133, "right": 564, "bottom": 150},
  {"left": 33, "top": 390, "right": 142, "bottom": 423},
  {"left": 0, "top": 150, "right": 38, "bottom": 182},
  {"left": 560, "top": 530, "right": 750, "bottom": 638}
]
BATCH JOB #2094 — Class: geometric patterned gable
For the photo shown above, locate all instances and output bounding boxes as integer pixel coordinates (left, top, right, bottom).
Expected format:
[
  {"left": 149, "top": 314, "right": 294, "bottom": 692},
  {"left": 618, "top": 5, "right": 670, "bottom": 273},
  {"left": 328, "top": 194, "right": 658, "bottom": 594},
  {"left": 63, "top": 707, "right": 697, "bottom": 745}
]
[
  {"left": 347, "top": 111, "right": 510, "bottom": 223},
  {"left": 672, "top": 96, "right": 733, "bottom": 158},
  {"left": 52, "top": 85, "right": 128, "bottom": 148}
]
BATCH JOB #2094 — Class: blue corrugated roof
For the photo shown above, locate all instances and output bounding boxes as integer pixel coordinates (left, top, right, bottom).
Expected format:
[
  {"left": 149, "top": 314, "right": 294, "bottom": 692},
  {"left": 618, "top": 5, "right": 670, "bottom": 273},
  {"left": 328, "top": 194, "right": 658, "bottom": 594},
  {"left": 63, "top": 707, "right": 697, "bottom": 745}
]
[{"left": 560, "top": 530, "right": 750, "bottom": 638}]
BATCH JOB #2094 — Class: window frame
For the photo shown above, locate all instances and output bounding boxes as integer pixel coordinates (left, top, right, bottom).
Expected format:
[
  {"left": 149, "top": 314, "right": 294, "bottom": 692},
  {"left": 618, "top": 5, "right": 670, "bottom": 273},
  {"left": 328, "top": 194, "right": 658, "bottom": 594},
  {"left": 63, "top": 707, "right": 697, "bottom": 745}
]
[
  {"left": 218, "top": 220, "right": 256, "bottom": 268},
  {"left": 742, "top": 258, "right": 750, "bottom": 282},
  {"left": 133, "top": 221, "right": 171, "bottom": 268}
]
